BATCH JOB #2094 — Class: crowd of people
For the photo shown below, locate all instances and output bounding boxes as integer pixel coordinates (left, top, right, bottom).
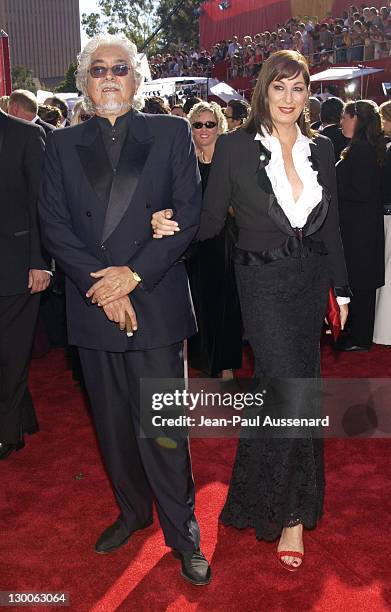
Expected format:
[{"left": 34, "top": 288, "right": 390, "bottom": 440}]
[
  {"left": 1, "top": 26, "right": 391, "bottom": 589},
  {"left": 148, "top": 3, "right": 391, "bottom": 83}
]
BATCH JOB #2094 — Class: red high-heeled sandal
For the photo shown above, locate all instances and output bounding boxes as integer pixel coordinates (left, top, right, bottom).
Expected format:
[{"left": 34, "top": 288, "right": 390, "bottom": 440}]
[{"left": 277, "top": 550, "right": 304, "bottom": 572}]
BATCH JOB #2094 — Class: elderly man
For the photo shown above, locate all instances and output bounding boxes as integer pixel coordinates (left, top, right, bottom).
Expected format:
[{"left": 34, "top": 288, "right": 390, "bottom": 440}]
[{"left": 38, "top": 34, "right": 210, "bottom": 586}]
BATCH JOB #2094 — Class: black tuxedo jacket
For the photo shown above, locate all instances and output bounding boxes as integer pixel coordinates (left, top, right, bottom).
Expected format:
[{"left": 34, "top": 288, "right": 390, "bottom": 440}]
[
  {"left": 199, "top": 127, "right": 349, "bottom": 291},
  {"left": 321, "top": 124, "right": 348, "bottom": 162},
  {"left": 38, "top": 110, "right": 201, "bottom": 351},
  {"left": 35, "top": 116, "right": 55, "bottom": 136},
  {"left": 0, "top": 110, "right": 46, "bottom": 296}
]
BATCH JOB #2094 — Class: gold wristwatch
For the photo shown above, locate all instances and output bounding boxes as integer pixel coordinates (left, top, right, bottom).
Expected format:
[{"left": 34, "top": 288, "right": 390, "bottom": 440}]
[{"left": 129, "top": 267, "right": 142, "bottom": 283}]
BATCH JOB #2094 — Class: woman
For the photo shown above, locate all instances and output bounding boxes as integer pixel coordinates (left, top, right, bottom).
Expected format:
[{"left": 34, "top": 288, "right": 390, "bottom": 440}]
[
  {"left": 184, "top": 101, "right": 243, "bottom": 379},
  {"left": 37, "top": 104, "right": 63, "bottom": 128},
  {"left": 152, "top": 51, "right": 350, "bottom": 570},
  {"left": 292, "top": 31, "right": 304, "bottom": 53},
  {"left": 336, "top": 100, "right": 385, "bottom": 351},
  {"left": 373, "top": 100, "right": 391, "bottom": 345},
  {"left": 349, "top": 20, "right": 365, "bottom": 61},
  {"left": 142, "top": 96, "right": 170, "bottom": 114},
  {"left": 70, "top": 99, "right": 92, "bottom": 125},
  {"left": 334, "top": 25, "right": 348, "bottom": 63}
]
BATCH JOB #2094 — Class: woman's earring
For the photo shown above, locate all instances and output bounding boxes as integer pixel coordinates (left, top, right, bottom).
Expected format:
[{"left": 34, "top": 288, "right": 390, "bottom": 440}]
[{"left": 303, "top": 103, "right": 310, "bottom": 123}]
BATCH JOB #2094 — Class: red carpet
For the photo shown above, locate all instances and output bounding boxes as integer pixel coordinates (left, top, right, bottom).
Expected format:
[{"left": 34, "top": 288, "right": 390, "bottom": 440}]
[{"left": 2, "top": 343, "right": 391, "bottom": 611}]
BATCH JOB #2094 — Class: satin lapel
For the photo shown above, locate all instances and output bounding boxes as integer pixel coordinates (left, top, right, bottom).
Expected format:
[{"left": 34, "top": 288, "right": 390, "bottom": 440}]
[
  {"left": 75, "top": 118, "right": 113, "bottom": 206},
  {"left": 256, "top": 140, "right": 273, "bottom": 194},
  {"left": 101, "top": 112, "right": 153, "bottom": 243},
  {"left": 253, "top": 137, "right": 295, "bottom": 236},
  {"left": 309, "top": 141, "right": 329, "bottom": 195}
]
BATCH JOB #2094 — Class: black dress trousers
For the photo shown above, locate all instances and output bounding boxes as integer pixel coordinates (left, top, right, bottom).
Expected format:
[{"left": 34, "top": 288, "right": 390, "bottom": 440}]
[
  {"left": 0, "top": 293, "right": 40, "bottom": 444},
  {"left": 78, "top": 342, "right": 200, "bottom": 552},
  {"left": 347, "top": 287, "right": 377, "bottom": 348}
]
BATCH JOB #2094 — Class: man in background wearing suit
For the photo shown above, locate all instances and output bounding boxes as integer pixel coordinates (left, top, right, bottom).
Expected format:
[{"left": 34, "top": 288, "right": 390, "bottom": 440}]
[
  {"left": 8, "top": 90, "right": 55, "bottom": 136},
  {"left": 0, "top": 109, "right": 50, "bottom": 459},
  {"left": 38, "top": 34, "right": 211, "bottom": 586},
  {"left": 319, "top": 97, "right": 349, "bottom": 162}
]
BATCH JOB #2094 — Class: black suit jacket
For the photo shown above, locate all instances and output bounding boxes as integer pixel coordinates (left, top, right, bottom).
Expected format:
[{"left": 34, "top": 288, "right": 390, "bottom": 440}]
[
  {"left": 199, "top": 127, "right": 349, "bottom": 290},
  {"left": 35, "top": 116, "right": 56, "bottom": 136},
  {"left": 38, "top": 110, "right": 201, "bottom": 351},
  {"left": 336, "top": 140, "right": 384, "bottom": 289},
  {"left": 0, "top": 110, "right": 46, "bottom": 296},
  {"left": 321, "top": 124, "right": 348, "bottom": 162}
]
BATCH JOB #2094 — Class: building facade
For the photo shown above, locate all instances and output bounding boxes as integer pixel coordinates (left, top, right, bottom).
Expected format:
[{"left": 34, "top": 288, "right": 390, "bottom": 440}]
[{"left": 0, "top": 0, "right": 80, "bottom": 87}]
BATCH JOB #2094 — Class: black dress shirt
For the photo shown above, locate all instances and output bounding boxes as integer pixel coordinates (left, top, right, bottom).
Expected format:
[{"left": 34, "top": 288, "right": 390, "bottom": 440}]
[{"left": 96, "top": 110, "right": 130, "bottom": 170}]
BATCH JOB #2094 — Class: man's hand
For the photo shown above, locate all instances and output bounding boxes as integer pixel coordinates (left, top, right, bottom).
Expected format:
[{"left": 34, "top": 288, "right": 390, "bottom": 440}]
[
  {"left": 151, "top": 209, "right": 180, "bottom": 239},
  {"left": 339, "top": 303, "right": 349, "bottom": 330},
  {"left": 102, "top": 295, "right": 138, "bottom": 335},
  {"left": 86, "top": 266, "right": 139, "bottom": 306},
  {"left": 28, "top": 269, "right": 51, "bottom": 294}
]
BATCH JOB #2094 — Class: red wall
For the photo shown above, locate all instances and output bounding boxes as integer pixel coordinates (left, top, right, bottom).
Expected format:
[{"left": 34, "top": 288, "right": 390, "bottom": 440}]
[
  {"left": 200, "top": 0, "right": 291, "bottom": 50},
  {"left": 0, "top": 32, "right": 12, "bottom": 97}
]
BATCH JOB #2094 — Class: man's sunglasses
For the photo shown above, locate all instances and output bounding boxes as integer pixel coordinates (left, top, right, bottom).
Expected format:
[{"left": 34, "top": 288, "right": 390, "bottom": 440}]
[
  {"left": 191, "top": 121, "right": 218, "bottom": 129},
  {"left": 89, "top": 64, "right": 130, "bottom": 78}
]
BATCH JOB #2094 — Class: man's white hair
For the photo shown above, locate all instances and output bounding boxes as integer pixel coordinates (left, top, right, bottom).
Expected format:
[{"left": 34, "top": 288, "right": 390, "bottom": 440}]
[{"left": 76, "top": 33, "right": 145, "bottom": 112}]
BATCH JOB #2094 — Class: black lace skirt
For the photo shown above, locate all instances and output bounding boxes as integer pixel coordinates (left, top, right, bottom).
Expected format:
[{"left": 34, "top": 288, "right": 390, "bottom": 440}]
[{"left": 220, "top": 251, "right": 329, "bottom": 541}]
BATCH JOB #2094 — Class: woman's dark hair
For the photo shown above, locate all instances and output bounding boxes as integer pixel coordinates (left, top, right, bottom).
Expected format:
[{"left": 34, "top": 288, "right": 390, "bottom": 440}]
[
  {"left": 44, "top": 96, "right": 69, "bottom": 120},
  {"left": 227, "top": 99, "right": 250, "bottom": 121},
  {"left": 38, "top": 104, "right": 62, "bottom": 127},
  {"left": 183, "top": 96, "right": 202, "bottom": 115},
  {"left": 320, "top": 96, "right": 344, "bottom": 125},
  {"left": 245, "top": 50, "right": 313, "bottom": 137},
  {"left": 342, "top": 99, "right": 386, "bottom": 165},
  {"left": 143, "top": 96, "right": 169, "bottom": 115}
]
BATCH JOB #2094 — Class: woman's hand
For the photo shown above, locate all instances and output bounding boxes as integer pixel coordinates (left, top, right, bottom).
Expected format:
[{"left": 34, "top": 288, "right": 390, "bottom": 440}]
[
  {"left": 151, "top": 208, "right": 180, "bottom": 239},
  {"left": 339, "top": 303, "right": 349, "bottom": 330}
]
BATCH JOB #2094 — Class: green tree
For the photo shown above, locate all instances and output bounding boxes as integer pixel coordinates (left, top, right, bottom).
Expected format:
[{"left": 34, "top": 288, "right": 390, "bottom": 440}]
[
  {"left": 11, "top": 65, "right": 37, "bottom": 93},
  {"left": 156, "top": 0, "right": 203, "bottom": 51},
  {"left": 82, "top": 12, "right": 102, "bottom": 39},
  {"left": 55, "top": 62, "right": 77, "bottom": 93},
  {"left": 81, "top": 0, "right": 157, "bottom": 49}
]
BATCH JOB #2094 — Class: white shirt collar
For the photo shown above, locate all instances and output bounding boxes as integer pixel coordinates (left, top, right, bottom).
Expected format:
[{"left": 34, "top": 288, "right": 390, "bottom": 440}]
[{"left": 32, "top": 115, "right": 39, "bottom": 123}]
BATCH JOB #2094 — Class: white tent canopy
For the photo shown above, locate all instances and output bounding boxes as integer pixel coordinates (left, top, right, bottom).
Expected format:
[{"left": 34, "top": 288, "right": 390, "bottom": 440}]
[
  {"left": 310, "top": 67, "right": 384, "bottom": 82},
  {"left": 143, "top": 76, "right": 244, "bottom": 102}
]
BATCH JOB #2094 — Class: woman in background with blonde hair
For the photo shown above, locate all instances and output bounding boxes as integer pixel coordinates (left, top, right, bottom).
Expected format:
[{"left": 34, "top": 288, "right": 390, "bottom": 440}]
[
  {"left": 70, "top": 98, "right": 92, "bottom": 126},
  {"left": 182, "top": 100, "right": 243, "bottom": 378},
  {"left": 373, "top": 100, "right": 391, "bottom": 345}
]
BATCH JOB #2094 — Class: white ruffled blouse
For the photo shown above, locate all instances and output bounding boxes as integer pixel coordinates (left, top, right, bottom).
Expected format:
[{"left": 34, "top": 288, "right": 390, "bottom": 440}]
[
  {"left": 254, "top": 126, "right": 350, "bottom": 306},
  {"left": 254, "top": 125, "right": 323, "bottom": 230}
]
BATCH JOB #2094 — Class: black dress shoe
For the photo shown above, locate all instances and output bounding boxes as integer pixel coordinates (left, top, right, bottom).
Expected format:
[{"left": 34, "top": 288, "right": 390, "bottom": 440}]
[
  {"left": 0, "top": 439, "right": 25, "bottom": 461},
  {"left": 95, "top": 518, "right": 152, "bottom": 554},
  {"left": 172, "top": 549, "right": 211, "bottom": 585},
  {"left": 335, "top": 337, "right": 370, "bottom": 352}
]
